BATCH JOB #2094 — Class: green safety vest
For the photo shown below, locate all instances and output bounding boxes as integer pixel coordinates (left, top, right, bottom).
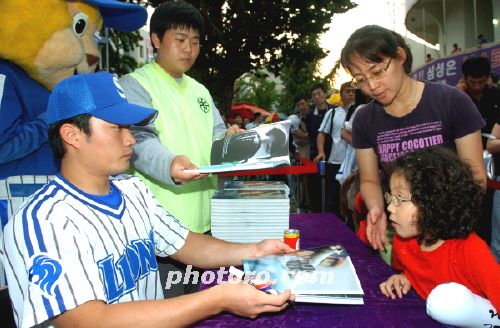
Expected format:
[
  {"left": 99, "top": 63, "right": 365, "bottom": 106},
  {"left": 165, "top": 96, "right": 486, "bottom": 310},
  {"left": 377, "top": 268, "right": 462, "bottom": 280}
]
[{"left": 128, "top": 62, "right": 217, "bottom": 233}]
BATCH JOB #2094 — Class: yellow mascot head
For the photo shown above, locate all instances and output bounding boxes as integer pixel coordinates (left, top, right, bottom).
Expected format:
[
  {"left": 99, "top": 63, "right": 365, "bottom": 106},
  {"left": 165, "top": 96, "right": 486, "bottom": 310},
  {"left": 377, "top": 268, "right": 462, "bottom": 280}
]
[{"left": 0, "top": 0, "right": 147, "bottom": 90}]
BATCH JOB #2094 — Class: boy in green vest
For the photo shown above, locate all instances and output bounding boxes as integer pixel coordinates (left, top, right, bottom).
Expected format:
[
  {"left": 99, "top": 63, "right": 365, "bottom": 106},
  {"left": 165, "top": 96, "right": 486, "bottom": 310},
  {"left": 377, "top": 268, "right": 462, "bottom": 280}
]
[{"left": 120, "top": 1, "right": 240, "bottom": 297}]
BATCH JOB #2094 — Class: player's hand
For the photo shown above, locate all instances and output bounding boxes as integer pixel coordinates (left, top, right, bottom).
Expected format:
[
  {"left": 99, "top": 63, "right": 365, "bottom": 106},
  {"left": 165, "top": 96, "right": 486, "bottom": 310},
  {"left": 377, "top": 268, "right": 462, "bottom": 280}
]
[
  {"left": 366, "top": 206, "right": 388, "bottom": 251},
  {"left": 219, "top": 282, "right": 293, "bottom": 318},
  {"left": 170, "top": 155, "right": 208, "bottom": 183},
  {"left": 251, "top": 239, "right": 295, "bottom": 258},
  {"left": 313, "top": 152, "right": 325, "bottom": 163},
  {"left": 226, "top": 124, "right": 244, "bottom": 137},
  {"left": 379, "top": 274, "right": 411, "bottom": 299}
]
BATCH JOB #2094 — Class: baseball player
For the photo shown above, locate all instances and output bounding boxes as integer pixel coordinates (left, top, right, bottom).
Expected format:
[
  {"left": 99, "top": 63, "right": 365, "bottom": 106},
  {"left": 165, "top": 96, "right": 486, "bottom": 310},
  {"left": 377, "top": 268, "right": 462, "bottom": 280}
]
[{"left": 0, "top": 72, "right": 293, "bottom": 327}]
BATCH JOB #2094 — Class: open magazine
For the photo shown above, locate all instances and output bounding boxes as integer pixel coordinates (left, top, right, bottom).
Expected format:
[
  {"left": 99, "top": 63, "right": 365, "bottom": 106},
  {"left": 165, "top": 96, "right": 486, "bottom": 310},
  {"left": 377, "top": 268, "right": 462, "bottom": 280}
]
[
  {"left": 186, "top": 120, "right": 291, "bottom": 174},
  {"left": 242, "top": 245, "right": 364, "bottom": 305}
]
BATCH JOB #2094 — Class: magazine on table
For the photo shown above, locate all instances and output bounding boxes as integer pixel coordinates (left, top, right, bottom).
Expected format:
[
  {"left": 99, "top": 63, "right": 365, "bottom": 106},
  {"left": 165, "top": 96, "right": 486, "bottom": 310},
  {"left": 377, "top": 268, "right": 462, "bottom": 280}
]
[
  {"left": 185, "top": 120, "right": 291, "bottom": 174},
  {"left": 223, "top": 180, "right": 290, "bottom": 195},
  {"left": 212, "top": 189, "right": 288, "bottom": 200},
  {"left": 242, "top": 244, "right": 364, "bottom": 305},
  {"left": 211, "top": 189, "right": 289, "bottom": 212}
]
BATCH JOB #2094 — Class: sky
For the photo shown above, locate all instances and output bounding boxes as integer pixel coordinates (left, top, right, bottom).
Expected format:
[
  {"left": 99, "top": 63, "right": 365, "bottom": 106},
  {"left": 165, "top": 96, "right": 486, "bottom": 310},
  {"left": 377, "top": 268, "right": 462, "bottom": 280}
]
[{"left": 319, "top": 0, "right": 408, "bottom": 88}]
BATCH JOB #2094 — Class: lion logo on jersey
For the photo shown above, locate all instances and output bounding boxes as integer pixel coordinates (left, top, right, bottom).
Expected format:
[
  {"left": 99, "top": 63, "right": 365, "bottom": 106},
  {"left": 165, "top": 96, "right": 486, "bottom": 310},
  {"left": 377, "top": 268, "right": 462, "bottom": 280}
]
[{"left": 29, "top": 254, "right": 62, "bottom": 296}]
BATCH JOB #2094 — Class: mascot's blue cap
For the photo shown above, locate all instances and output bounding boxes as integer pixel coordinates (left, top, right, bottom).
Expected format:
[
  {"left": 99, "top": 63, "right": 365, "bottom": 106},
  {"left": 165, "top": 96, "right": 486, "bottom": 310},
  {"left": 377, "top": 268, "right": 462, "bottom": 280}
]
[{"left": 83, "top": 0, "right": 148, "bottom": 32}]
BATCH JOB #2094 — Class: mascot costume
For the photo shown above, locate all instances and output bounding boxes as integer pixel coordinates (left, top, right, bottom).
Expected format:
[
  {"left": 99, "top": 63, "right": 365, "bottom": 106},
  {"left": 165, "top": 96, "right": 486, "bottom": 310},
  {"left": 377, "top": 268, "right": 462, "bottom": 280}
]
[{"left": 0, "top": 0, "right": 147, "bottom": 223}]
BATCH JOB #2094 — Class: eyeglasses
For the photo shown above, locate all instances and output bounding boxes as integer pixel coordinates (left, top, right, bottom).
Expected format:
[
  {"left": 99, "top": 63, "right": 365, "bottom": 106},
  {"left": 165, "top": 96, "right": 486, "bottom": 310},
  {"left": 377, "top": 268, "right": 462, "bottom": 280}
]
[
  {"left": 352, "top": 59, "right": 392, "bottom": 88},
  {"left": 384, "top": 192, "right": 412, "bottom": 206}
]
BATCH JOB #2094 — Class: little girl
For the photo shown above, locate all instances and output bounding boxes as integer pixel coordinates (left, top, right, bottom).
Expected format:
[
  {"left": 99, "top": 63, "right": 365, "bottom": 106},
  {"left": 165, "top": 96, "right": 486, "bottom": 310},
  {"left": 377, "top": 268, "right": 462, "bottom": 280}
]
[{"left": 379, "top": 147, "right": 500, "bottom": 327}]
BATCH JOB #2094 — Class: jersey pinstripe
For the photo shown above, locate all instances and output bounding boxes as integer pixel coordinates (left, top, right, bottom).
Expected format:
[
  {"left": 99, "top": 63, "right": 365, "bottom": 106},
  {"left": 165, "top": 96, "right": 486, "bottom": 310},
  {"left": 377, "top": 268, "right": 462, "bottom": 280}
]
[{"left": 0, "top": 174, "right": 188, "bottom": 328}]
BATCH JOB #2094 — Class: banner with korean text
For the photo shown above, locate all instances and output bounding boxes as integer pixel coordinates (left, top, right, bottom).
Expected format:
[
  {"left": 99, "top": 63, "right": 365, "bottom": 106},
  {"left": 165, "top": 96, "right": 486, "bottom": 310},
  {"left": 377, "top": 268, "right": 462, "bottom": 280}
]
[{"left": 411, "top": 42, "right": 500, "bottom": 85}]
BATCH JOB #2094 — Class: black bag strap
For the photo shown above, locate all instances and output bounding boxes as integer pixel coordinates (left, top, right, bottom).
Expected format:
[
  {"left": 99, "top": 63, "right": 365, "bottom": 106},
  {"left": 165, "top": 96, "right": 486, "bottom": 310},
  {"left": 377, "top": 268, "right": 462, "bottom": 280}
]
[
  {"left": 329, "top": 107, "right": 335, "bottom": 136},
  {"left": 345, "top": 104, "right": 356, "bottom": 122}
]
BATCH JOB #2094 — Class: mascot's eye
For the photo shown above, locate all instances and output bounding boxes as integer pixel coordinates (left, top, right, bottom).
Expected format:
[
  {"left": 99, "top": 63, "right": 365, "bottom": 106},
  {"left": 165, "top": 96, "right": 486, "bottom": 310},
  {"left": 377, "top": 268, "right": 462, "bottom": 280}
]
[{"left": 73, "top": 12, "right": 89, "bottom": 36}]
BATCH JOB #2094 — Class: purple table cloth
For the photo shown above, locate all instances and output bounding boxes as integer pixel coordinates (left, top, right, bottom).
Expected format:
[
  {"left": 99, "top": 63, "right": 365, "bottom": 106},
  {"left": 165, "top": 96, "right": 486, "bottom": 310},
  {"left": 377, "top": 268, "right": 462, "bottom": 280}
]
[{"left": 194, "top": 213, "right": 450, "bottom": 328}]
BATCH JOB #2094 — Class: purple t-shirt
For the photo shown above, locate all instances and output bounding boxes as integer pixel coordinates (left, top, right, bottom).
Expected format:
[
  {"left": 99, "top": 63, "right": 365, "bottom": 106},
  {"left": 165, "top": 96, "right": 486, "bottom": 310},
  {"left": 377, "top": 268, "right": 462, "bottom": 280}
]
[{"left": 352, "top": 82, "right": 484, "bottom": 165}]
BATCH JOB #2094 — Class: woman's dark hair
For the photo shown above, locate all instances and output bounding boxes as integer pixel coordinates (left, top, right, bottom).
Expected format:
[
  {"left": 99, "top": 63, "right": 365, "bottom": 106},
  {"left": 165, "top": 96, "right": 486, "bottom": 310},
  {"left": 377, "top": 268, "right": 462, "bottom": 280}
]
[
  {"left": 48, "top": 114, "right": 92, "bottom": 160},
  {"left": 150, "top": 0, "right": 205, "bottom": 41},
  {"left": 354, "top": 88, "right": 371, "bottom": 106},
  {"left": 346, "top": 88, "right": 371, "bottom": 121},
  {"left": 390, "top": 147, "right": 483, "bottom": 246},
  {"left": 340, "top": 25, "right": 413, "bottom": 74}
]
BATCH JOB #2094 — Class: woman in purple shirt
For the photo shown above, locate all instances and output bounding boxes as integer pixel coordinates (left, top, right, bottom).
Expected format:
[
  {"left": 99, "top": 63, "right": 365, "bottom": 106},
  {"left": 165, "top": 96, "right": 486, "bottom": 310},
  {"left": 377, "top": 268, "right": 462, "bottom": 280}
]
[{"left": 340, "top": 25, "right": 486, "bottom": 252}]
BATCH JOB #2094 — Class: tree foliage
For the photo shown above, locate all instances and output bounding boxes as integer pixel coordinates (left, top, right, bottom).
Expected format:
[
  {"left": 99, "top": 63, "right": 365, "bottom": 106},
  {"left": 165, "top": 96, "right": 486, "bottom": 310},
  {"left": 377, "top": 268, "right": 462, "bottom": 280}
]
[
  {"left": 324, "top": 59, "right": 343, "bottom": 87},
  {"left": 233, "top": 70, "right": 277, "bottom": 111},
  {"left": 193, "top": 0, "right": 356, "bottom": 114},
  {"left": 112, "top": 0, "right": 356, "bottom": 114},
  {"left": 102, "top": 29, "right": 143, "bottom": 75},
  {"left": 276, "top": 60, "right": 324, "bottom": 115}
]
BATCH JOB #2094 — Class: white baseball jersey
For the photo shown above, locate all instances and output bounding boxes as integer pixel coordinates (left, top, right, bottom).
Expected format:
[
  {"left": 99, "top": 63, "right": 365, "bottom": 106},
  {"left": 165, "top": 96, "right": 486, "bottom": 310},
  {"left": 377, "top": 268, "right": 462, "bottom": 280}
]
[{"left": 0, "top": 174, "right": 188, "bottom": 328}]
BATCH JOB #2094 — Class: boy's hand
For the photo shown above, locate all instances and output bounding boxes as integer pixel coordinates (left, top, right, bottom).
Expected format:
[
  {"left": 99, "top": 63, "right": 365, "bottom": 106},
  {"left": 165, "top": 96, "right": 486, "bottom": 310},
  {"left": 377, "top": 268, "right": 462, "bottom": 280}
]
[
  {"left": 226, "top": 124, "right": 244, "bottom": 136},
  {"left": 379, "top": 273, "right": 411, "bottom": 299},
  {"left": 171, "top": 155, "right": 208, "bottom": 183}
]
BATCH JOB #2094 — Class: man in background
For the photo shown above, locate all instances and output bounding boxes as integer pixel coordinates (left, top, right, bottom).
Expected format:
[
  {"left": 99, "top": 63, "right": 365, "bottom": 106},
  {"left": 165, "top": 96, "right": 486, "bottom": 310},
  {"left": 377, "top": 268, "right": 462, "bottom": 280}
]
[
  {"left": 460, "top": 56, "right": 500, "bottom": 148},
  {"left": 459, "top": 56, "right": 500, "bottom": 248},
  {"left": 246, "top": 112, "right": 265, "bottom": 130},
  {"left": 290, "top": 95, "right": 311, "bottom": 160},
  {"left": 451, "top": 43, "right": 462, "bottom": 54},
  {"left": 233, "top": 114, "right": 244, "bottom": 128},
  {"left": 477, "top": 34, "right": 488, "bottom": 48},
  {"left": 305, "top": 83, "right": 337, "bottom": 212},
  {"left": 288, "top": 94, "right": 312, "bottom": 210},
  {"left": 314, "top": 82, "right": 354, "bottom": 216}
]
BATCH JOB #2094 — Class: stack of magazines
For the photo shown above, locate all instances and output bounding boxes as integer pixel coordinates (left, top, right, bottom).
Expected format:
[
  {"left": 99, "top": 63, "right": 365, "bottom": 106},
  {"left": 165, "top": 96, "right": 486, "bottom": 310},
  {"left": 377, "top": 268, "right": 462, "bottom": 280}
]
[{"left": 211, "top": 180, "right": 290, "bottom": 243}]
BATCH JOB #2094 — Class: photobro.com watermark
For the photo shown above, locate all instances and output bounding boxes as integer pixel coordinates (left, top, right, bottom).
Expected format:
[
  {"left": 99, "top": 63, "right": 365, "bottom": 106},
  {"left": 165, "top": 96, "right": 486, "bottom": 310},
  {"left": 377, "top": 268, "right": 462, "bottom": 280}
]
[{"left": 164, "top": 265, "right": 335, "bottom": 290}]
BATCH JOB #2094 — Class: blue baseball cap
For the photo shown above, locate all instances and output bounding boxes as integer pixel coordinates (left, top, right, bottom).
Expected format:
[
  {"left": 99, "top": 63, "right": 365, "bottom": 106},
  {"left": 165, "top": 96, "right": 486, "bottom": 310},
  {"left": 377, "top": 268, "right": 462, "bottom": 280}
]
[
  {"left": 83, "top": 0, "right": 148, "bottom": 32},
  {"left": 47, "top": 72, "right": 157, "bottom": 126}
]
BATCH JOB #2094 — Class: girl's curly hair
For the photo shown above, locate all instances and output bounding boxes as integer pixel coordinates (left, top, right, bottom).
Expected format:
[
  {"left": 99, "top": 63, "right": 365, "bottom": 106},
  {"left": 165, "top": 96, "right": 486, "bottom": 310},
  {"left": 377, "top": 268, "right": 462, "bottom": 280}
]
[{"left": 390, "top": 147, "right": 484, "bottom": 246}]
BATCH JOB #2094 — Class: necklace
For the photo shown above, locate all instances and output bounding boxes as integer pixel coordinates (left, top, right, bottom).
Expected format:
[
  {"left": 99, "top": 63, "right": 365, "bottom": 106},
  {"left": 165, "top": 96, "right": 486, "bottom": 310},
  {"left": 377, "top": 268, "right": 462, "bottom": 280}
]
[
  {"left": 406, "top": 79, "right": 418, "bottom": 111},
  {"left": 385, "top": 79, "right": 418, "bottom": 116}
]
